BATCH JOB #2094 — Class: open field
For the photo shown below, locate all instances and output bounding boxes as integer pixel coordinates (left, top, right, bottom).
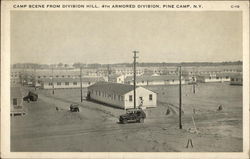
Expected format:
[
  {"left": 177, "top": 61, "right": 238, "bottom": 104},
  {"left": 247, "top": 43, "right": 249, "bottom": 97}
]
[{"left": 11, "top": 83, "right": 242, "bottom": 152}]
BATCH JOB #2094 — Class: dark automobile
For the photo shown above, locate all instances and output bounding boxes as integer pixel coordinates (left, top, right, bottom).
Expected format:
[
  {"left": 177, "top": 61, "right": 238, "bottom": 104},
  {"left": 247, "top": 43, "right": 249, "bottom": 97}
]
[
  {"left": 70, "top": 104, "right": 80, "bottom": 112},
  {"left": 23, "top": 91, "right": 38, "bottom": 102},
  {"left": 119, "top": 108, "right": 146, "bottom": 124}
]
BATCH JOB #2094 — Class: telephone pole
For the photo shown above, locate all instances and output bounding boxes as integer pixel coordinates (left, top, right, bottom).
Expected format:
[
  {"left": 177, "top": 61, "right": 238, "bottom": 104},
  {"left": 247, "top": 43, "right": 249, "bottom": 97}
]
[
  {"left": 52, "top": 66, "right": 54, "bottom": 95},
  {"left": 133, "top": 51, "right": 139, "bottom": 109},
  {"left": 192, "top": 67, "right": 196, "bottom": 94},
  {"left": 34, "top": 66, "right": 37, "bottom": 90},
  {"left": 179, "top": 66, "right": 182, "bottom": 129},
  {"left": 80, "top": 66, "right": 83, "bottom": 102},
  {"left": 107, "top": 65, "right": 110, "bottom": 82},
  {"left": 192, "top": 76, "right": 196, "bottom": 94}
]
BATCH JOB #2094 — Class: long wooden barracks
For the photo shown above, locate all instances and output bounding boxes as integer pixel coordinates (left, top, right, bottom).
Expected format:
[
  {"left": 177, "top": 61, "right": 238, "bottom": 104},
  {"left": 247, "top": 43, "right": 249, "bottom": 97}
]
[{"left": 87, "top": 82, "right": 157, "bottom": 109}]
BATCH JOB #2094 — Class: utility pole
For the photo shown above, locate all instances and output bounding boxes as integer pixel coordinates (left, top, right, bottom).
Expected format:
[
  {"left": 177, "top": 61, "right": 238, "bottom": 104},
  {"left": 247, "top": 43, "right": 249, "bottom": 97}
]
[
  {"left": 133, "top": 51, "right": 139, "bottom": 109},
  {"left": 34, "top": 66, "right": 37, "bottom": 90},
  {"left": 80, "top": 66, "right": 83, "bottom": 102},
  {"left": 52, "top": 66, "right": 55, "bottom": 95},
  {"left": 192, "top": 67, "right": 196, "bottom": 94},
  {"left": 107, "top": 65, "right": 110, "bottom": 82},
  {"left": 192, "top": 76, "right": 196, "bottom": 94},
  {"left": 179, "top": 66, "right": 182, "bottom": 129}
]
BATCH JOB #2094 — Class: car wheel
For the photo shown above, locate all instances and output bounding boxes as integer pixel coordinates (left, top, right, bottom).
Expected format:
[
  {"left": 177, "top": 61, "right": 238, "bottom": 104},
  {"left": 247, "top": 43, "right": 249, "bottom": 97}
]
[
  {"left": 140, "top": 118, "right": 144, "bottom": 123},
  {"left": 123, "top": 119, "right": 128, "bottom": 124}
]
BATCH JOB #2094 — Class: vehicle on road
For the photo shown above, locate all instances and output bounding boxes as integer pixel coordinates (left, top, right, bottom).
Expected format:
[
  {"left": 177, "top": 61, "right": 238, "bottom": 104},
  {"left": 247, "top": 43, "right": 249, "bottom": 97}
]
[
  {"left": 23, "top": 91, "right": 38, "bottom": 102},
  {"left": 119, "top": 108, "right": 146, "bottom": 124},
  {"left": 70, "top": 104, "right": 80, "bottom": 112}
]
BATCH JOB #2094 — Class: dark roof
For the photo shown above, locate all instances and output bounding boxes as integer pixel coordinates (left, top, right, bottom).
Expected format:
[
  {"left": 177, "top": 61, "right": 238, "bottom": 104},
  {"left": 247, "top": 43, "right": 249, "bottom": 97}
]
[
  {"left": 39, "top": 77, "right": 104, "bottom": 83},
  {"left": 228, "top": 73, "right": 243, "bottom": 78},
  {"left": 88, "top": 82, "right": 139, "bottom": 95}
]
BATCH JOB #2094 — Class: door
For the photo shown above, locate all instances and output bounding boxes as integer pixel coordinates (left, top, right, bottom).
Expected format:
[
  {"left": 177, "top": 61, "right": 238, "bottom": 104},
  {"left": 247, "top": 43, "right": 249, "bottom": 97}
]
[{"left": 139, "top": 97, "right": 144, "bottom": 108}]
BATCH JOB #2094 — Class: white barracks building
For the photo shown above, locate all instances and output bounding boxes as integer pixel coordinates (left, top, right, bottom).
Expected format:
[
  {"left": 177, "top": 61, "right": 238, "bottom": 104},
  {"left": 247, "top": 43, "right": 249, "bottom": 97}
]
[{"left": 87, "top": 82, "right": 157, "bottom": 109}]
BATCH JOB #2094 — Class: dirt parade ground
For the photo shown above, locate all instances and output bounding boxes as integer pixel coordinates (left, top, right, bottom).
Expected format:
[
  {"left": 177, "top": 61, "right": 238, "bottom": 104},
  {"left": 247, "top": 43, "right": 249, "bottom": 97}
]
[{"left": 11, "top": 83, "right": 243, "bottom": 152}]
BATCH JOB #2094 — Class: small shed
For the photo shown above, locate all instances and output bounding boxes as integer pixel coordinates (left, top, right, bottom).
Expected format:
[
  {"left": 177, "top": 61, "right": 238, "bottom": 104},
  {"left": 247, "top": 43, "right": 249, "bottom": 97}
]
[{"left": 11, "top": 87, "right": 25, "bottom": 116}]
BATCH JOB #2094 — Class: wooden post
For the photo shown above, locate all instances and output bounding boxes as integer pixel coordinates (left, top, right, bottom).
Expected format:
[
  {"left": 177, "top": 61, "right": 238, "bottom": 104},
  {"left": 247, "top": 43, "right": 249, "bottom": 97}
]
[
  {"left": 52, "top": 67, "right": 54, "bottom": 95},
  {"left": 80, "top": 67, "right": 83, "bottom": 102},
  {"left": 133, "top": 51, "right": 139, "bottom": 109},
  {"left": 179, "top": 66, "right": 182, "bottom": 129}
]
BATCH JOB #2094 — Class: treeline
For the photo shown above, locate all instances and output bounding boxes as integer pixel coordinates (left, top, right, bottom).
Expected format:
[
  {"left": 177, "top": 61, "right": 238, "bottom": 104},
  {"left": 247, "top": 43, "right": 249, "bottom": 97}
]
[{"left": 12, "top": 61, "right": 242, "bottom": 69}]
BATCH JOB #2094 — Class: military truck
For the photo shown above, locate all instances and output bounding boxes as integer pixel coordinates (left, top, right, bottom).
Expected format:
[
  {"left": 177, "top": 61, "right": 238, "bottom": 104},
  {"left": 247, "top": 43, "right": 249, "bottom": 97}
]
[
  {"left": 23, "top": 91, "right": 38, "bottom": 102},
  {"left": 119, "top": 108, "right": 146, "bottom": 124}
]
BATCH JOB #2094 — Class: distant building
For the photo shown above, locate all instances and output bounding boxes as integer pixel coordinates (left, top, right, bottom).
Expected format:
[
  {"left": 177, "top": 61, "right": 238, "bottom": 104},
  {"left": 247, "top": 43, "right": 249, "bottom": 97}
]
[
  {"left": 196, "top": 73, "right": 232, "bottom": 83},
  {"left": 124, "top": 75, "right": 188, "bottom": 86},
  {"left": 108, "top": 74, "right": 126, "bottom": 84},
  {"left": 87, "top": 82, "right": 157, "bottom": 109},
  {"left": 230, "top": 74, "right": 243, "bottom": 85},
  {"left": 11, "top": 87, "right": 25, "bottom": 116},
  {"left": 39, "top": 77, "right": 105, "bottom": 89}
]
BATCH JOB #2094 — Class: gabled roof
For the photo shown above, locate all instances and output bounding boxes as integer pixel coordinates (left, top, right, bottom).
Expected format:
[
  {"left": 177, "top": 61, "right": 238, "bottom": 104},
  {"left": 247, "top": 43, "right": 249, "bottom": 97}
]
[
  {"left": 88, "top": 81, "right": 139, "bottom": 95},
  {"left": 39, "top": 77, "right": 104, "bottom": 83}
]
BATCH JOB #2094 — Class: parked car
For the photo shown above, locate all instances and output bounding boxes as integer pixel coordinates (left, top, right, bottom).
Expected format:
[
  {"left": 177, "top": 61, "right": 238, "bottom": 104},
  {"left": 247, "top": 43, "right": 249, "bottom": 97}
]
[
  {"left": 70, "top": 104, "right": 80, "bottom": 112},
  {"left": 23, "top": 91, "right": 38, "bottom": 102},
  {"left": 119, "top": 108, "right": 146, "bottom": 124}
]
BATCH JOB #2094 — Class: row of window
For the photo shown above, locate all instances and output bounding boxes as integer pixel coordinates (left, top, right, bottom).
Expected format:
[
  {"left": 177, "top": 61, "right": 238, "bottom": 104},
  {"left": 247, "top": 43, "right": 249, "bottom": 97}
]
[
  {"left": 48, "top": 81, "right": 91, "bottom": 86},
  {"left": 208, "top": 76, "right": 229, "bottom": 80},
  {"left": 128, "top": 94, "right": 153, "bottom": 102},
  {"left": 231, "top": 78, "right": 242, "bottom": 82},
  {"left": 37, "top": 75, "right": 80, "bottom": 78},
  {"left": 91, "top": 90, "right": 153, "bottom": 102},
  {"left": 92, "top": 89, "right": 124, "bottom": 101},
  {"left": 128, "top": 79, "right": 182, "bottom": 84}
]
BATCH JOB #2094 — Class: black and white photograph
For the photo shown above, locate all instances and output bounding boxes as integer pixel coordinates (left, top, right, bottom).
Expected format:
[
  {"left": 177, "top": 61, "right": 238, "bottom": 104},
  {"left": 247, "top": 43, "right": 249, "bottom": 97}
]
[{"left": 1, "top": 1, "right": 249, "bottom": 159}]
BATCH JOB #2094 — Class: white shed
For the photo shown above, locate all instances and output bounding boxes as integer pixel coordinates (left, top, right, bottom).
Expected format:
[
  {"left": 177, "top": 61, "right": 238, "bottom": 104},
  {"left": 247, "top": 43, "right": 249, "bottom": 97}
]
[{"left": 87, "top": 82, "right": 157, "bottom": 109}]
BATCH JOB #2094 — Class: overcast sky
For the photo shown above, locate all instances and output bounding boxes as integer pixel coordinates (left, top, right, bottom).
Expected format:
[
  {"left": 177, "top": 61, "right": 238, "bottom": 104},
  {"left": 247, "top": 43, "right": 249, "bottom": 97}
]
[{"left": 11, "top": 11, "right": 242, "bottom": 64}]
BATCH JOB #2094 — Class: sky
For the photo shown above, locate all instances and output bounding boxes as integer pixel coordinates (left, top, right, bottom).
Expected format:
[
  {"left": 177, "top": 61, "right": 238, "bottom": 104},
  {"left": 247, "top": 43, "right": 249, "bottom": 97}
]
[{"left": 11, "top": 11, "right": 242, "bottom": 64}]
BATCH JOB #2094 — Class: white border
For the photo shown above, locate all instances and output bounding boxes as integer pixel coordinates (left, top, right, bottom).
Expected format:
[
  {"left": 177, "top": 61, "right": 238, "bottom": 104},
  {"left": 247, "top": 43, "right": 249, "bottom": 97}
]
[{"left": 1, "top": 1, "right": 249, "bottom": 159}]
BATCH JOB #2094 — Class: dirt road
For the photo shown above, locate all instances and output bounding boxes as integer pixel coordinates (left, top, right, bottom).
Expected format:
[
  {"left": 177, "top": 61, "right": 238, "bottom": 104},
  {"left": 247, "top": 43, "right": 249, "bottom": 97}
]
[{"left": 11, "top": 83, "right": 243, "bottom": 152}]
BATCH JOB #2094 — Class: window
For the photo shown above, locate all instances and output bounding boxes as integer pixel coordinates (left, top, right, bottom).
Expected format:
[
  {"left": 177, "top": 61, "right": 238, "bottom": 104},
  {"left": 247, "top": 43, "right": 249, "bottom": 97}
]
[
  {"left": 49, "top": 82, "right": 53, "bottom": 86},
  {"left": 73, "top": 82, "right": 77, "bottom": 85},
  {"left": 13, "top": 98, "right": 17, "bottom": 105},
  {"left": 114, "top": 94, "right": 116, "bottom": 100},
  {"left": 57, "top": 82, "right": 61, "bottom": 85},
  {"left": 149, "top": 94, "right": 153, "bottom": 101},
  {"left": 129, "top": 95, "right": 133, "bottom": 102},
  {"left": 65, "top": 82, "right": 69, "bottom": 85}
]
